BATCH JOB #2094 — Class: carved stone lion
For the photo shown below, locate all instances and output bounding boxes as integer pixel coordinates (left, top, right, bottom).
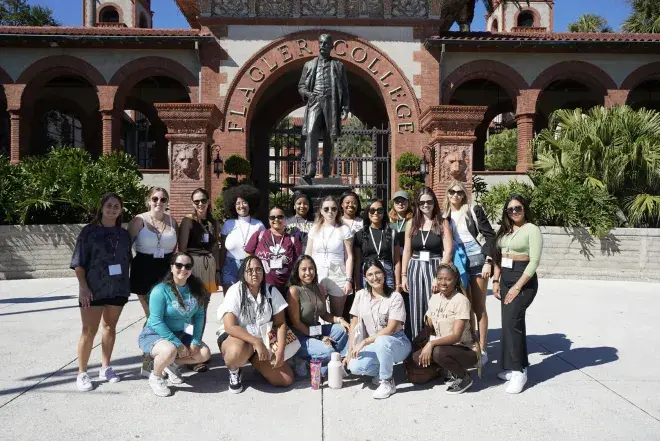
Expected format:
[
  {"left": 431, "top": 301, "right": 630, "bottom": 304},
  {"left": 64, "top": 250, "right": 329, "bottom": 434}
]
[
  {"left": 440, "top": 146, "right": 469, "bottom": 182},
  {"left": 172, "top": 144, "right": 201, "bottom": 181}
]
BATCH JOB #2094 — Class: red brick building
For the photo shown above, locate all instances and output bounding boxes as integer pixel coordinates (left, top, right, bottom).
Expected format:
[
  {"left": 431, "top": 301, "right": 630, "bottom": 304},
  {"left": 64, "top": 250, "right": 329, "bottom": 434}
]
[{"left": 1, "top": 0, "right": 660, "bottom": 218}]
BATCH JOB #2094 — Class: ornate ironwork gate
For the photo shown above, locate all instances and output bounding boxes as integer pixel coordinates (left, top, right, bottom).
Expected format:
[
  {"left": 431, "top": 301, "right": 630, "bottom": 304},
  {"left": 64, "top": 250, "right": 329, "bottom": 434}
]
[{"left": 267, "top": 119, "right": 391, "bottom": 203}]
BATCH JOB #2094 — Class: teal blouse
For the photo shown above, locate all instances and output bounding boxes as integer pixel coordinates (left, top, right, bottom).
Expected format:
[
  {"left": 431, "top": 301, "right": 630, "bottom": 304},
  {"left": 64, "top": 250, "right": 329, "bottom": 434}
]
[{"left": 146, "top": 282, "right": 205, "bottom": 347}]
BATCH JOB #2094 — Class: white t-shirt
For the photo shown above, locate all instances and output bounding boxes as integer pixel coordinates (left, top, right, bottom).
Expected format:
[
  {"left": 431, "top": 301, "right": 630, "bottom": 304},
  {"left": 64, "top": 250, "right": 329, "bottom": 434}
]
[
  {"left": 309, "top": 224, "right": 352, "bottom": 267},
  {"left": 221, "top": 216, "right": 265, "bottom": 260},
  {"left": 450, "top": 210, "right": 477, "bottom": 247},
  {"left": 350, "top": 288, "right": 406, "bottom": 337},
  {"left": 343, "top": 217, "right": 364, "bottom": 236},
  {"left": 216, "top": 282, "right": 288, "bottom": 338}
]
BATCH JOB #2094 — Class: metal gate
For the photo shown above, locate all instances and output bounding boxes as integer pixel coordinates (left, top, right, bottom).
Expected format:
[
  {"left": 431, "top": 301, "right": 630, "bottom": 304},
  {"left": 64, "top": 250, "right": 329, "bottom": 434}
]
[{"left": 268, "top": 118, "right": 391, "bottom": 204}]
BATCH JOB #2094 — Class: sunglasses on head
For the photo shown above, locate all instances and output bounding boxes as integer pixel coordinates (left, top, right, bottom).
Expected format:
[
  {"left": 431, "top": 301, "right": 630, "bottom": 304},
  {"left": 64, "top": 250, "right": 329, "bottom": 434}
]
[
  {"left": 369, "top": 207, "right": 385, "bottom": 215},
  {"left": 151, "top": 197, "right": 168, "bottom": 203},
  {"left": 193, "top": 199, "right": 208, "bottom": 205},
  {"left": 174, "top": 262, "right": 193, "bottom": 270},
  {"left": 448, "top": 190, "right": 464, "bottom": 196},
  {"left": 506, "top": 205, "right": 524, "bottom": 214},
  {"left": 269, "top": 215, "right": 285, "bottom": 221},
  {"left": 322, "top": 206, "right": 338, "bottom": 213},
  {"left": 419, "top": 200, "right": 434, "bottom": 206}
]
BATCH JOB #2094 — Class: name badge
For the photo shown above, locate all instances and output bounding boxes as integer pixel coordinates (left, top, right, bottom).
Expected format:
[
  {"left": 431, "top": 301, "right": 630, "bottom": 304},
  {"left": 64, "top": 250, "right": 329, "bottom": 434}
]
[
  {"left": 184, "top": 324, "right": 194, "bottom": 336},
  {"left": 501, "top": 257, "right": 513, "bottom": 269},
  {"left": 270, "top": 258, "right": 283, "bottom": 269},
  {"left": 153, "top": 249, "right": 165, "bottom": 259},
  {"left": 202, "top": 233, "right": 210, "bottom": 243},
  {"left": 309, "top": 325, "right": 322, "bottom": 337},
  {"left": 108, "top": 264, "right": 122, "bottom": 276},
  {"left": 419, "top": 251, "right": 430, "bottom": 262}
]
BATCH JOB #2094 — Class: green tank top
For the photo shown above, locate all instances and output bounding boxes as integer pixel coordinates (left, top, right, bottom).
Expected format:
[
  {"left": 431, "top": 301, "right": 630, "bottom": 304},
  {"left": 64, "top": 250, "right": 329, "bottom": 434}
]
[{"left": 293, "top": 284, "right": 327, "bottom": 326}]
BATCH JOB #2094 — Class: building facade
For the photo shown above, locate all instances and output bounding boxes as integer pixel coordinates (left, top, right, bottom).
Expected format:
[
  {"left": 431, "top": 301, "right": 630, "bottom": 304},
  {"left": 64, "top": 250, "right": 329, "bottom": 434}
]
[{"left": 1, "top": 0, "right": 660, "bottom": 219}]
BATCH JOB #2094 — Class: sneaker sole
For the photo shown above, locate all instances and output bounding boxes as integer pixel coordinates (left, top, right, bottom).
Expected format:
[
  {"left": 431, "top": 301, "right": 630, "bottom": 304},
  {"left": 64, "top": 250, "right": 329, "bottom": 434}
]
[
  {"left": 77, "top": 385, "right": 93, "bottom": 392},
  {"left": 151, "top": 388, "right": 172, "bottom": 397},
  {"left": 229, "top": 386, "right": 243, "bottom": 394},
  {"left": 373, "top": 389, "right": 396, "bottom": 399},
  {"left": 99, "top": 377, "right": 120, "bottom": 383},
  {"left": 163, "top": 368, "right": 184, "bottom": 384},
  {"left": 446, "top": 379, "right": 473, "bottom": 395}
]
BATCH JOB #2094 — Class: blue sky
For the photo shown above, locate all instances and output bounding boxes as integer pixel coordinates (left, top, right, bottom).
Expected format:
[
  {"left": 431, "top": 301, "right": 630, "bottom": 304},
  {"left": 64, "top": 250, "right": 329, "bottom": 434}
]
[{"left": 31, "top": 0, "right": 632, "bottom": 32}]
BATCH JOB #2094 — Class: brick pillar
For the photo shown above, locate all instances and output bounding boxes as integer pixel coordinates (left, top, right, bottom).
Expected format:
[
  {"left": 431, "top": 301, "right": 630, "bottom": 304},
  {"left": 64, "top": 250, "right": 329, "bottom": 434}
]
[
  {"left": 515, "top": 112, "right": 534, "bottom": 172},
  {"left": 9, "top": 110, "right": 21, "bottom": 164},
  {"left": 420, "top": 105, "right": 487, "bottom": 201},
  {"left": 154, "top": 103, "right": 222, "bottom": 221},
  {"left": 101, "top": 110, "right": 117, "bottom": 154},
  {"left": 605, "top": 89, "right": 629, "bottom": 108}
]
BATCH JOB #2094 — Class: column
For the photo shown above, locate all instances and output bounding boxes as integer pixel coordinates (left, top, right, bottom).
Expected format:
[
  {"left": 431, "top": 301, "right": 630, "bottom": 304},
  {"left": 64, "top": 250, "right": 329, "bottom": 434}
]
[
  {"left": 605, "top": 89, "right": 629, "bottom": 108},
  {"left": 9, "top": 110, "right": 21, "bottom": 164},
  {"left": 515, "top": 112, "right": 534, "bottom": 172},
  {"left": 101, "top": 110, "right": 116, "bottom": 155}
]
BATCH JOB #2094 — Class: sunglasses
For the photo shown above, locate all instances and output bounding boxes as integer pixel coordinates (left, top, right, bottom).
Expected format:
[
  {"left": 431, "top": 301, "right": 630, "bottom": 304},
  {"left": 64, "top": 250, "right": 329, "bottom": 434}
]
[
  {"left": 419, "top": 200, "right": 434, "bottom": 206},
  {"left": 322, "top": 206, "right": 338, "bottom": 213},
  {"left": 448, "top": 190, "right": 465, "bottom": 196},
  {"left": 393, "top": 198, "right": 407, "bottom": 204},
  {"left": 246, "top": 268, "right": 264, "bottom": 275},
  {"left": 174, "top": 262, "right": 193, "bottom": 270},
  {"left": 506, "top": 205, "right": 524, "bottom": 214},
  {"left": 369, "top": 208, "right": 385, "bottom": 215},
  {"left": 151, "top": 197, "right": 168, "bottom": 203},
  {"left": 193, "top": 199, "right": 208, "bottom": 205},
  {"left": 269, "top": 215, "right": 285, "bottom": 221}
]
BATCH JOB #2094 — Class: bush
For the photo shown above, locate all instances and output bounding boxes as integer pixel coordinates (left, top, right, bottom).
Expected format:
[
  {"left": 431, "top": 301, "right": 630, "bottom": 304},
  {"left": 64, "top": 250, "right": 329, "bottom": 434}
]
[
  {"left": 485, "top": 128, "right": 517, "bottom": 171},
  {"left": 480, "top": 180, "right": 534, "bottom": 223},
  {"left": 224, "top": 154, "right": 252, "bottom": 179},
  {"left": 396, "top": 152, "right": 425, "bottom": 194},
  {"left": 269, "top": 192, "right": 294, "bottom": 211},
  {"left": 212, "top": 194, "right": 227, "bottom": 222}
]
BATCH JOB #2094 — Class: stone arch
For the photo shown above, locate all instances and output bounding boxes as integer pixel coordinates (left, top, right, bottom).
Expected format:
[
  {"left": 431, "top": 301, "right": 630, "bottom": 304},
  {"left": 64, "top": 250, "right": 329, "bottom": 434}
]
[
  {"left": 98, "top": 3, "right": 123, "bottom": 24},
  {"left": 110, "top": 56, "right": 199, "bottom": 109},
  {"left": 515, "top": 8, "right": 540, "bottom": 28},
  {"left": 441, "top": 60, "right": 528, "bottom": 107},
  {"left": 531, "top": 61, "right": 617, "bottom": 93},
  {"left": 621, "top": 62, "right": 660, "bottom": 90},
  {"left": 17, "top": 55, "right": 106, "bottom": 94}
]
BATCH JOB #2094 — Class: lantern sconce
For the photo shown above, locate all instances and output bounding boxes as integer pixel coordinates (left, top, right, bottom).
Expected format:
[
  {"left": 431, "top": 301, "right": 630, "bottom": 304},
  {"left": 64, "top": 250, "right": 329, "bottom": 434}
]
[{"left": 212, "top": 145, "right": 224, "bottom": 178}]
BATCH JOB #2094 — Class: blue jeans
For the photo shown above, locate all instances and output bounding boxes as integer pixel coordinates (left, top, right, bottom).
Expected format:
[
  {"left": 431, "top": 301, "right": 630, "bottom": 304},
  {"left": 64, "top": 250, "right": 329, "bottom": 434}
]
[
  {"left": 295, "top": 324, "right": 349, "bottom": 376},
  {"left": 347, "top": 331, "right": 411, "bottom": 380}
]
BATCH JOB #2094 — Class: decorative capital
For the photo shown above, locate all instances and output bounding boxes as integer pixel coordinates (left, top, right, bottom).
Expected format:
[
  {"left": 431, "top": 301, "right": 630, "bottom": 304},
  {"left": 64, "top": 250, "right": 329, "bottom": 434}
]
[
  {"left": 420, "top": 105, "right": 487, "bottom": 139},
  {"left": 154, "top": 103, "right": 222, "bottom": 137}
]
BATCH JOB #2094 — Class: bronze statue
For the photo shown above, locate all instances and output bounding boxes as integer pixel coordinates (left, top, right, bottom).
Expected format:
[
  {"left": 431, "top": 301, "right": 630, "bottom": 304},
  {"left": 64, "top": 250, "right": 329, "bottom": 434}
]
[{"left": 298, "top": 34, "right": 349, "bottom": 184}]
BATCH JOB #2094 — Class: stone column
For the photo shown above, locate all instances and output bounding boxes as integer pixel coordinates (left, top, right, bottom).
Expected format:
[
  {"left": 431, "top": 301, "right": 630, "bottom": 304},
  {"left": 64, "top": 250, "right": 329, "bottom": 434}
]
[
  {"left": 605, "top": 89, "right": 629, "bottom": 108},
  {"left": 420, "top": 105, "right": 487, "bottom": 200},
  {"left": 154, "top": 103, "right": 222, "bottom": 221},
  {"left": 9, "top": 110, "right": 21, "bottom": 164},
  {"left": 101, "top": 110, "right": 117, "bottom": 154},
  {"left": 515, "top": 112, "right": 535, "bottom": 172}
]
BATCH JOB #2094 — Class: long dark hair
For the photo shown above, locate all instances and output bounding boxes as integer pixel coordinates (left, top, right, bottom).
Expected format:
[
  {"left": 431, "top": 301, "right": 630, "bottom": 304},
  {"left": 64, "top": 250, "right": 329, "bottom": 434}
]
[
  {"left": 92, "top": 193, "right": 123, "bottom": 228},
  {"left": 289, "top": 254, "right": 319, "bottom": 286},
  {"left": 237, "top": 255, "right": 268, "bottom": 323},
  {"left": 290, "top": 192, "right": 314, "bottom": 222},
  {"left": 161, "top": 252, "right": 210, "bottom": 309},
  {"left": 191, "top": 188, "right": 217, "bottom": 234},
  {"left": 494, "top": 194, "right": 531, "bottom": 265},
  {"left": 359, "top": 199, "right": 392, "bottom": 255},
  {"left": 410, "top": 186, "right": 444, "bottom": 237},
  {"left": 339, "top": 190, "right": 362, "bottom": 219},
  {"left": 363, "top": 259, "right": 393, "bottom": 297}
]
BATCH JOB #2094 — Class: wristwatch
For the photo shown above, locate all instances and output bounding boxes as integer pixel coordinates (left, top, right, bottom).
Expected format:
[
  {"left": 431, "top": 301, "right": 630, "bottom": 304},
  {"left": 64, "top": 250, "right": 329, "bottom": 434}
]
[{"left": 345, "top": 278, "right": 353, "bottom": 283}]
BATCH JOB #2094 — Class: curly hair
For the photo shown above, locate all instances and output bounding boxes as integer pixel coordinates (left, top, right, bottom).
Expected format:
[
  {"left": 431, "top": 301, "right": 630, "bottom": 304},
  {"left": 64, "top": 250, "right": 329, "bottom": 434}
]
[{"left": 223, "top": 185, "right": 261, "bottom": 219}]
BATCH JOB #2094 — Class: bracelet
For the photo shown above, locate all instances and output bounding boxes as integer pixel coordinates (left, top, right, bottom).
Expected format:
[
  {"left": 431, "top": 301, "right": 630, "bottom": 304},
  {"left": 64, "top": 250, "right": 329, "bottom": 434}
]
[
  {"left": 401, "top": 274, "right": 407, "bottom": 278},
  {"left": 345, "top": 278, "right": 353, "bottom": 283},
  {"left": 492, "top": 280, "right": 500, "bottom": 284}
]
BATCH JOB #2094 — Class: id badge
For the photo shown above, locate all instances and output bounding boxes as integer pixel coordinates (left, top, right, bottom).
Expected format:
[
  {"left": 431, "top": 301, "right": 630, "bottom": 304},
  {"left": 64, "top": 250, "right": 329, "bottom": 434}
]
[
  {"left": 419, "top": 251, "right": 430, "bottom": 262},
  {"left": 108, "top": 264, "right": 122, "bottom": 276},
  {"left": 270, "top": 258, "right": 283, "bottom": 269},
  {"left": 184, "top": 324, "right": 194, "bottom": 336},
  {"left": 202, "top": 233, "right": 210, "bottom": 243},
  {"left": 153, "top": 249, "right": 165, "bottom": 259},
  {"left": 309, "top": 325, "right": 322, "bottom": 336},
  {"left": 501, "top": 257, "right": 514, "bottom": 269}
]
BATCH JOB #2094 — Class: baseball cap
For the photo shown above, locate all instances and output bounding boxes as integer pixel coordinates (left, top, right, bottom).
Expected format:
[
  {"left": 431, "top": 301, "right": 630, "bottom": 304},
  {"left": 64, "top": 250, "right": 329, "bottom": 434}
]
[{"left": 392, "top": 190, "right": 409, "bottom": 200}]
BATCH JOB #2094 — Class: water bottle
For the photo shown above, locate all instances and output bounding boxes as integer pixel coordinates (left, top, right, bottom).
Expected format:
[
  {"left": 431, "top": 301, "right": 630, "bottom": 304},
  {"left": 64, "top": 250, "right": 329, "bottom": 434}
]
[
  {"left": 310, "top": 358, "right": 322, "bottom": 390},
  {"left": 327, "top": 352, "right": 343, "bottom": 389}
]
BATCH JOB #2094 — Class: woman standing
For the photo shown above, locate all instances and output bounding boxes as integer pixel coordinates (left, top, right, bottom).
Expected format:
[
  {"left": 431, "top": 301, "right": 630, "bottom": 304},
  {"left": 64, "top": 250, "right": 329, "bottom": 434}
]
[
  {"left": 287, "top": 255, "right": 350, "bottom": 377},
  {"left": 219, "top": 185, "right": 265, "bottom": 294},
  {"left": 389, "top": 190, "right": 413, "bottom": 339},
  {"left": 245, "top": 206, "right": 302, "bottom": 296},
  {"left": 305, "top": 196, "right": 354, "bottom": 317},
  {"left": 138, "top": 252, "right": 211, "bottom": 397},
  {"left": 354, "top": 199, "right": 398, "bottom": 290},
  {"left": 71, "top": 193, "right": 132, "bottom": 391},
  {"left": 401, "top": 187, "right": 453, "bottom": 340},
  {"left": 493, "top": 195, "right": 543, "bottom": 394},
  {"left": 345, "top": 259, "right": 411, "bottom": 400},
  {"left": 287, "top": 192, "right": 315, "bottom": 248},
  {"left": 178, "top": 188, "right": 220, "bottom": 294},
  {"left": 339, "top": 191, "right": 364, "bottom": 235},
  {"left": 444, "top": 180, "right": 495, "bottom": 365},
  {"left": 216, "top": 256, "right": 294, "bottom": 393},
  {"left": 128, "top": 187, "right": 178, "bottom": 318}
]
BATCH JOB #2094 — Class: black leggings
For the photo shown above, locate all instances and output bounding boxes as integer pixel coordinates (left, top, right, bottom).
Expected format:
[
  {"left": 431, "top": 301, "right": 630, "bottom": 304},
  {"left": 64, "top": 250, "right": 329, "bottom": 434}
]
[
  {"left": 500, "top": 261, "right": 538, "bottom": 371},
  {"left": 412, "top": 345, "right": 477, "bottom": 377}
]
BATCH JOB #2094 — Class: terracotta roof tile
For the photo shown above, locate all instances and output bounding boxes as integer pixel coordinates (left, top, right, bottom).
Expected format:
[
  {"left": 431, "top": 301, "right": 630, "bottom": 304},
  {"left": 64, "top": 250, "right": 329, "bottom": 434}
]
[
  {"left": 0, "top": 26, "right": 202, "bottom": 37},
  {"left": 428, "top": 31, "right": 660, "bottom": 43}
]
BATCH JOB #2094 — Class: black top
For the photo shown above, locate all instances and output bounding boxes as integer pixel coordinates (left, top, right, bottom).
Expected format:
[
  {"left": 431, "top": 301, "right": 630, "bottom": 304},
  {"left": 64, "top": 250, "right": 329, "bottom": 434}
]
[
  {"left": 390, "top": 218, "right": 408, "bottom": 248},
  {"left": 354, "top": 226, "right": 394, "bottom": 262},
  {"left": 462, "top": 205, "right": 497, "bottom": 259},
  {"left": 411, "top": 229, "right": 444, "bottom": 258},
  {"left": 70, "top": 224, "right": 132, "bottom": 300},
  {"left": 178, "top": 216, "right": 220, "bottom": 262}
]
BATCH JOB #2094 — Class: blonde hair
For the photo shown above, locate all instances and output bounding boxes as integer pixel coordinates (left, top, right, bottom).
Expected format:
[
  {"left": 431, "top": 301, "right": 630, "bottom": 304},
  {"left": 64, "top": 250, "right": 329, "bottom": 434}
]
[
  {"left": 443, "top": 180, "right": 471, "bottom": 217},
  {"left": 146, "top": 187, "right": 169, "bottom": 209}
]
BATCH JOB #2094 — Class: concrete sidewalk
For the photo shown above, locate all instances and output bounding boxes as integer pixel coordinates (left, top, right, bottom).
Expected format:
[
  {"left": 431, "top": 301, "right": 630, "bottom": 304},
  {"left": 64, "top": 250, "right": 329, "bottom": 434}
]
[{"left": 0, "top": 278, "right": 658, "bottom": 441}]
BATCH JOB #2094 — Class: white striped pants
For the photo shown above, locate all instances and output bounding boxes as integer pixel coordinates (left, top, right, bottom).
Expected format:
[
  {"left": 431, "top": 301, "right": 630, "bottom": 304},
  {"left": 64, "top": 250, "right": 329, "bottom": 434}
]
[{"left": 407, "top": 257, "right": 442, "bottom": 340}]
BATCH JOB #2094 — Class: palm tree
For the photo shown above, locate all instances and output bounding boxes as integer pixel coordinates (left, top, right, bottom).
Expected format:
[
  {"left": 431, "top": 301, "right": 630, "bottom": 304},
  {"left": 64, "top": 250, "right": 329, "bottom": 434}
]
[
  {"left": 623, "top": 0, "right": 660, "bottom": 33},
  {"left": 568, "top": 14, "right": 613, "bottom": 33},
  {"left": 338, "top": 117, "right": 373, "bottom": 185},
  {"left": 533, "top": 106, "right": 660, "bottom": 226}
]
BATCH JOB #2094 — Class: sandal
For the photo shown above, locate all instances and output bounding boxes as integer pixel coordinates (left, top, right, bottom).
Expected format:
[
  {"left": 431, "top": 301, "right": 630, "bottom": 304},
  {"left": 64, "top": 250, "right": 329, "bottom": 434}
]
[{"left": 191, "top": 363, "right": 209, "bottom": 373}]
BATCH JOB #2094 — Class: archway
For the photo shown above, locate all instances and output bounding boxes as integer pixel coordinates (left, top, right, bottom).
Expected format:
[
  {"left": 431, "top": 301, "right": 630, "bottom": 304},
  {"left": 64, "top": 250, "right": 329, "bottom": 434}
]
[
  {"left": 99, "top": 5, "right": 120, "bottom": 24},
  {"left": 627, "top": 80, "right": 660, "bottom": 111}
]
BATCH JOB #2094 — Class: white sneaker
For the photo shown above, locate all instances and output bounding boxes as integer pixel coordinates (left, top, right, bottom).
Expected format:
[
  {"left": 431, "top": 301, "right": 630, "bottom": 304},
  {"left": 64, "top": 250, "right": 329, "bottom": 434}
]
[
  {"left": 99, "top": 366, "right": 120, "bottom": 383},
  {"left": 497, "top": 370, "right": 513, "bottom": 381},
  {"left": 479, "top": 351, "right": 488, "bottom": 367},
  {"left": 506, "top": 369, "right": 528, "bottom": 394},
  {"left": 164, "top": 362, "right": 184, "bottom": 385},
  {"left": 372, "top": 378, "right": 396, "bottom": 399},
  {"left": 149, "top": 373, "right": 171, "bottom": 397},
  {"left": 293, "top": 357, "right": 308, "bottom": 378},
  {"left": 76, "top": 372, "right": 93, "bottom": 392}
]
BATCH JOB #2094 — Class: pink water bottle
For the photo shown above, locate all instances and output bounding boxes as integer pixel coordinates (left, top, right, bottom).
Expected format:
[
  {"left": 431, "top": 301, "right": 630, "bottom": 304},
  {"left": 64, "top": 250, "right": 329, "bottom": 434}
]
[{"left": 310, "top": 358, "right": 322, "bottom": 390}]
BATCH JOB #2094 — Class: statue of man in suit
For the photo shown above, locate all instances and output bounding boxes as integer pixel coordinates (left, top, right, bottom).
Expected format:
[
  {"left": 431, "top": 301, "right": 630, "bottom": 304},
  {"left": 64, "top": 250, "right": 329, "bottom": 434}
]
[{"left": 298, "top": 34, "right": 350, "bottom": 184}]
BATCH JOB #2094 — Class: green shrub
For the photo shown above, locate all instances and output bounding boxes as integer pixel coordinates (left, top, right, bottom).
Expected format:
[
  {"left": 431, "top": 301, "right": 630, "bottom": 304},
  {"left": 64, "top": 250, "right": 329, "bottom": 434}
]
[
  {"left": 224, "top": 154, "right": 252, "bottom": 179},
  {"left": 212, "top": 194, "right": 227, "bottom": 222},
  {"left": 269, "top": 192, "right": 294, "bottom": 211},
  {"left": 396, "top": 152, "right": 425, "bottom": 194},
  {"left": 480, "top": 180, "right": 534, "bottom": 223},
  {"left": 471, "top": 175, "right": 488, "bottom": 203},
  {"left": 485, "top": 128, "right": 518, "bottom": 171}
]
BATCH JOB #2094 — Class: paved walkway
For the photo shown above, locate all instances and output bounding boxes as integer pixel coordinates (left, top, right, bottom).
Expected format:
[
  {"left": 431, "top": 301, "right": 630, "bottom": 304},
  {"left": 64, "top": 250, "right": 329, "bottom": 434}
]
[{"left": 0, "top": 278, "right": 658, "bottom": 441}]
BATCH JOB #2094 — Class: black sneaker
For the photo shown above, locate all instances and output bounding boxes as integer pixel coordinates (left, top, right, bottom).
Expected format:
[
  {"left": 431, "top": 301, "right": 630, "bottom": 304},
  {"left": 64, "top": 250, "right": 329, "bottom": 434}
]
[
  {"left": 228, "top": 368, "right": 243, "bottom": 394},
  {"left": 445, "top": 372, "right": 473, "bottom": 395}
]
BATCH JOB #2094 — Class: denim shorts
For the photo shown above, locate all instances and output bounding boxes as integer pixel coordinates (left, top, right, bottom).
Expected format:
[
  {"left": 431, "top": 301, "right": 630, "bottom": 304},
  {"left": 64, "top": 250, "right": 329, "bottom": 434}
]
[
  {"left": 221, "top": 256, "right": 243, "bottom": 286},
  {"left": 138, "top": 326, "right": 193, "bottom": 354}
]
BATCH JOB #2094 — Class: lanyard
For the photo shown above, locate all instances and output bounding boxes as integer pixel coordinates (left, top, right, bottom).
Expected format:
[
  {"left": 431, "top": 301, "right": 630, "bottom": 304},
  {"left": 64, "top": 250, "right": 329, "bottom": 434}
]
[
  {"left": 395, "top": 217, "right": 406, "bottom": 233},
  {"left": 369, "top": 227, "right": 383, "bottom": 257},
  {"left": 107, "top": 228, "right": 120, "bottom": 262},
  {"left": 270, "top": 231, "right": 285, "bottom": 256},
  {"left": 370, "top": 295, "right": 384, "bottom": 330},
  {"left": 237, "top": 218, "right": 252, "bottom": 246},
  {"left": 150, "top": 214, "right": 166, "bottom": 250},
  {"left": 320, "top": 225, "right": 337, "bottom": 259},
  {"left": 300, "top": 285, "right": 319, "bottom": 324},
  {"left": 504, "top": 224, "right": 525, "bottom": 253},
  {"left": 420, "top": 229, "right": 431, "bottom": 250}
]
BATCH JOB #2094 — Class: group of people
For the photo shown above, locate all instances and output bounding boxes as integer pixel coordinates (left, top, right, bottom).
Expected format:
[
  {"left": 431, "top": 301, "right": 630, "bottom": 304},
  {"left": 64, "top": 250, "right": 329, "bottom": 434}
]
[{"left": 71, "top": 182, "right": 543, "bottom": 399}]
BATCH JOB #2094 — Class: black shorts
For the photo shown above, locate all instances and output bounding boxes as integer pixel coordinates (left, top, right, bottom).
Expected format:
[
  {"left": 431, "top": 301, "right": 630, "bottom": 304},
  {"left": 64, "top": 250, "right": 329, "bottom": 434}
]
[
  {"left": 78, "top": 296, "right": 129, "bottom": 308},
  {"left": 217, "top": 332, "right": 230, "bottom": 349},
  {"left": 130, "top": 252, "right": 173, "bottom": 295}
]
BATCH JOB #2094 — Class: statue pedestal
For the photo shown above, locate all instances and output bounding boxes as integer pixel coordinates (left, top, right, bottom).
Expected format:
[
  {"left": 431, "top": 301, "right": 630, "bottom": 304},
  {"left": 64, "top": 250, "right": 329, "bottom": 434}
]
[{"left": 293, "top": 177, "right": 351, "bottom": 212}]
